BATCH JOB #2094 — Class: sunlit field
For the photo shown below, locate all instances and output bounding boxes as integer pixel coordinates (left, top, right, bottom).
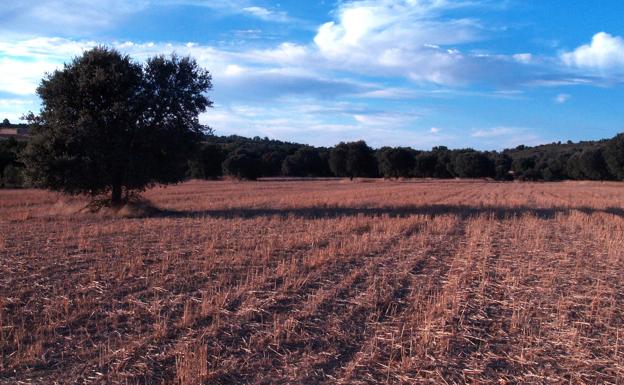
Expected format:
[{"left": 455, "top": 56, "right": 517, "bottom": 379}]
[{"left": 1, "top": 179, "right": 623, "bottom": 384}]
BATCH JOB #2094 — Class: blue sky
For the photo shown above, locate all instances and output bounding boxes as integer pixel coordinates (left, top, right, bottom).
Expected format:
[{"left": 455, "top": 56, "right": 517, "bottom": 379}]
[{"left": 1, "top": 0, "right": 624, "bottom": 150}]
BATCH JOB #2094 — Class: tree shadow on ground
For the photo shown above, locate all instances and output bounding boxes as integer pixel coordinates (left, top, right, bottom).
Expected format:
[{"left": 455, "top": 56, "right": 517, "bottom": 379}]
[{"left": 157, "top": 204, "right": 624, "bottom": 220}]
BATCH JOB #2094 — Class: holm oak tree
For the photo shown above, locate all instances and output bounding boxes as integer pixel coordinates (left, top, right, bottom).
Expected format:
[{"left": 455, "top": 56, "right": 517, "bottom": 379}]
[{"left": 22, "top": 47, "right": 212, "bottom": 205}]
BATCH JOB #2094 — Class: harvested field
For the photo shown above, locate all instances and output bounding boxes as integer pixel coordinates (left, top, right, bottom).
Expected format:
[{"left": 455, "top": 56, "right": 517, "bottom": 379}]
[{"left": 1, "top": 179, "right": 623, "bottom": 384}]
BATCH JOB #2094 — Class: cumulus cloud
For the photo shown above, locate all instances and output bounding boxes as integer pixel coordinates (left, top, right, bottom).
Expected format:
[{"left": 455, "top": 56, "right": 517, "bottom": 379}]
[
  {"left": 311, "top": 0, "right": 485, "bottom": 84},
  {"left": 562, "top": 32, "right": 624, "bottom": 71}
]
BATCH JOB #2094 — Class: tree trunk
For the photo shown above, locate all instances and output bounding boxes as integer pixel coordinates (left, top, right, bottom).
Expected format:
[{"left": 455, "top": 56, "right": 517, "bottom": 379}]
[{"left": 111, "top": 183, "right": 122, "bottom": 206}]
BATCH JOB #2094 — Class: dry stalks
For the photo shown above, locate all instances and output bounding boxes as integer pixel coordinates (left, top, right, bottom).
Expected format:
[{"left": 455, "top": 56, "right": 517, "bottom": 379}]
[{"left": 0, "top": 179, "right": 623, "bottom": 384}]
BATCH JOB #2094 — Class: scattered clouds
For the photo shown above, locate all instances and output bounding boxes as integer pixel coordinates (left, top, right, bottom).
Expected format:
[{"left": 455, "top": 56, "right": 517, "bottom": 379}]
[
  {"left": 562, "top": 32, "right": 624, "bottom": 71},
  {"left": 0, "top": 1, "right": 621, "bottom": 149}
]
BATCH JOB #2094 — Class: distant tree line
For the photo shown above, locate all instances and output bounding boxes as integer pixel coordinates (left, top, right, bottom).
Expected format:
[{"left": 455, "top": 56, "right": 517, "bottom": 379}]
[
  {"left": 4, "top": 128, "right": 624, "bottom": 188},
  {"left": 185, "top": 133, "right": 624, "bottom": 182}
]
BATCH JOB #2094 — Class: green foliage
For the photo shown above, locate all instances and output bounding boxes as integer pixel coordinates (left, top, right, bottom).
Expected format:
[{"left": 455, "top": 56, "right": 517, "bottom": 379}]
[
  {"left": 376, "top": 147, "right": 416, "bottom": 178},
  {"left": 0, "top": 138, "right": 26, "bottom": 187},
  {"left": 21, "top": 47, "right": 212, "bottom": 204},
  {"left": 452, "top": 151, "right": 495, "bottom": 178},
  {"left": 187, "top": 143, "right": 225, "bottom": 179},
  {"left": 604, "top": 133, "right": 624, "bottom": 180},
  {"left": 512, "top": 157, "right": 541, "bottom": 180},
  {"left": 282, "top": 146, "right": 329, "bottom": 177},
  {"left": 2, "top": 165, "right": 25, "bottom": 187},
  {"left": 539, "top": 154, "right": 568, "bottom": 181},
  {"left": 222, "top": 149, "right": 262, "bottom": 180},
  {"left": 578, "top": 148, "right": 611, "bottom": 180},
  {"left": 414, "top": 152, "right": 437, "bottom": 178},
  {"left": 492, "top": 153, "right": 513, "bottom": 180},
  {"left": 329, "top": 141, "right": 377, "bottom": 179}
]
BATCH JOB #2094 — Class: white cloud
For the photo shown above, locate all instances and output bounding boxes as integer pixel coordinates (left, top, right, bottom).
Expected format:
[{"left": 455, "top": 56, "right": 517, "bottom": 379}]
[
  {"left": 0, "top": 37, "right": 96, "bottom": 60},
  {"left": 353, "top": 111, "right": 420, "bottom": 126},
  {"left": 468, "top": 126, "right": 543, "bottom": 149},
  {"left": 0, "top": 36, "right": 374, "bottom": 104},
  {"left": 430, "top": 127, "right": 441, "bottom": 133},
  {"left": 513, "top": 53, "right": 532, "bottom": 63},
  {"left": 247, "top": 43, "right": 310, "bottom": 66},
  {"left": 471, "top": 127, "right": 514, "bottom": 138},
  {"left": 562, "top": 32, "right": 624, "bottom": 70},
  {"left": 0, "top": 58, "right": 60, "bottom": 95},
  {"left": 303, "top": 0, "right": 543, "bottom": 88},
  {"left": 554, "top": 93, "right": 570, "bottom": 104},
  {"left": 224, "top": 64, "right": 246, "bottom": 76},
  {"left": 355, "top": 87, "right": 420, "bottom": 99},
  {"left": 242, "top": 6, "right": 290, "bottom": 22},
  {"left": 311, "top": 0, "right": 484, "bottom": 84}
]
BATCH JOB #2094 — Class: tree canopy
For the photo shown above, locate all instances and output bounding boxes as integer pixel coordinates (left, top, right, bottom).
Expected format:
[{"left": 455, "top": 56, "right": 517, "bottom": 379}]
[
  {"left": 22, "top": 47, "right": 212, "bottom": 204},
  {"left": 329, "top": 141, "right": 377, "bottom": 179},
  {"left": 605, "top": 134, "right": 624, "bottom": 180},
  {"left": 377, "top": 147, "right": 416, "bottom": 178}
]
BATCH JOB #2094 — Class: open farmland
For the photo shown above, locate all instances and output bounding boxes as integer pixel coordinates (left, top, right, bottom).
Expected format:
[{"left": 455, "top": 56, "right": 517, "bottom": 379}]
[{"left": 1, "top": 179, "right": 624, "bottom": 384}]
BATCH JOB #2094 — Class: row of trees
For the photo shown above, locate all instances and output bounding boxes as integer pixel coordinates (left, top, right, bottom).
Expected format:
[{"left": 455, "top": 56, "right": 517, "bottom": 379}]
[
  {"left": 6, "top": 124, "right": 624, "bottom": 190},
  {"left": 183, "top": 134, "right": 624, "bottom": 182}
]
